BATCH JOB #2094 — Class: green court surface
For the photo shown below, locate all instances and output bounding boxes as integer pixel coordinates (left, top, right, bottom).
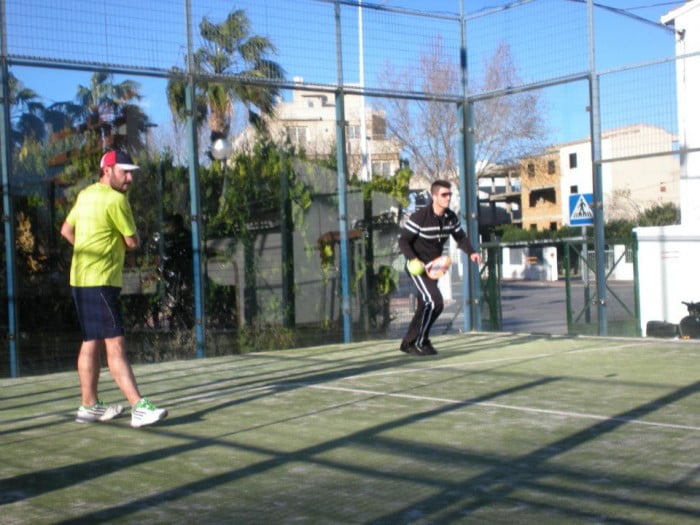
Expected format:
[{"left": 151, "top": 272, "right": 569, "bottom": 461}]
[{"left": 1, "top": 333, "right": 699, "bottom": 524}]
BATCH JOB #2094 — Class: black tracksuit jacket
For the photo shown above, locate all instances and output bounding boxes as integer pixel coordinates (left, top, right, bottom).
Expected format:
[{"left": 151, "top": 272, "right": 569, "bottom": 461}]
[{"left": 398, "top": 205, "right": 476, "bottom": 263}]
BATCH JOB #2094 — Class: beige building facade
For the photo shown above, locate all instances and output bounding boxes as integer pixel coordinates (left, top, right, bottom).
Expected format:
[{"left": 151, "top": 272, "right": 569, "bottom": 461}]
[
  {"left": 520, "top": 150, "right": 562, "bottom": 231},
  {"left": 510, "top": 124, "right": 680, "bottom": 231},
  {"left": 236, "top": 83, "right": 402, "bottom": 180}
]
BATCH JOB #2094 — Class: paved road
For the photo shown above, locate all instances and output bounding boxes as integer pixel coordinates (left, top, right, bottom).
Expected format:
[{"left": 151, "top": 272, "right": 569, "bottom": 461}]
[
  {"left": 390, "top": 277, "right": 636, "bottom": 337},
  {"left": 490, "top": 280, "right": 635, "bottom": 335},
  {"left": 500, "top": 281, "right": 570, "bottom": 334}
]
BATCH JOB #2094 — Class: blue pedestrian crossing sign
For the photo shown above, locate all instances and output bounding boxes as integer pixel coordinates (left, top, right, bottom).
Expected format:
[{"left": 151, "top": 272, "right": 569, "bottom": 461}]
[{"left": 569, "top": 193, "right": 594, "bottom": 226}]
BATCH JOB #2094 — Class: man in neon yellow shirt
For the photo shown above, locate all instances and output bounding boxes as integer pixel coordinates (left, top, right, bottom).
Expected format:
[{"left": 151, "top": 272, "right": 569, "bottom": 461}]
[{"left": 61, "top": 150, "right": 167, "bottom": 428}]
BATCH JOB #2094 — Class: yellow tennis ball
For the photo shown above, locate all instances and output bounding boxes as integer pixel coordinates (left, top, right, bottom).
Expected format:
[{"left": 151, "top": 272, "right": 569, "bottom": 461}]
[{"left": 407, "top": 258, "right": 424, "bottom": 276}]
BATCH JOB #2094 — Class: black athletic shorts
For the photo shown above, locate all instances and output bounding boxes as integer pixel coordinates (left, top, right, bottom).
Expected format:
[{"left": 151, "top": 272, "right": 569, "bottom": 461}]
[{"left": 71, "top": 286, "right": 125, "bottom": 341}]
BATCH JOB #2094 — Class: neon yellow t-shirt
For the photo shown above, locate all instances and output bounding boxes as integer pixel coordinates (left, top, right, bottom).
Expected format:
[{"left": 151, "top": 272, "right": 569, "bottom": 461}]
[{"left": 65, "top": 182, "right": 137, "bottom": 287}]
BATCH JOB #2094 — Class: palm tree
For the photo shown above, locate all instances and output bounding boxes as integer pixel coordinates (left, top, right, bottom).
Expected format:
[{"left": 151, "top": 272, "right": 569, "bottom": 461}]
[
  {"left": 7, "top": 73, "right": 46, "bottom": 145},
  {"left": 43, "top": 100, "right": 83, "bottom": 136},
  {"left": 76, "top": 72, "right": 140, "bottom": 125},
  {"left": 74, "top": 72, "right": 151, "bottom": 152},
  {"left": 167, "top": 9, "right": 285, "bottom": 143}
]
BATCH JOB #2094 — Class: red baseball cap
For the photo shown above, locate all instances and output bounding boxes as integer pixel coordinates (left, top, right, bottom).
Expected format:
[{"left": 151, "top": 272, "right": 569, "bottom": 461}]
[{"left": 100, "top": 150, "right": 140, "bottom": 171}]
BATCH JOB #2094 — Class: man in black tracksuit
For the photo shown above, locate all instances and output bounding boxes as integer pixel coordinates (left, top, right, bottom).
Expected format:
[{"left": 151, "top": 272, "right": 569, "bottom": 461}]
[{"left": 398, "top": 179, "right": 481, "bottom": 355}]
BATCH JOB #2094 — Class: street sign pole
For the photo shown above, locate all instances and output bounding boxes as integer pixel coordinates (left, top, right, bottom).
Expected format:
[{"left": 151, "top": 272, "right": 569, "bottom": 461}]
[{"left": 582, "top": 226, "right": 591, "bottom": 323}]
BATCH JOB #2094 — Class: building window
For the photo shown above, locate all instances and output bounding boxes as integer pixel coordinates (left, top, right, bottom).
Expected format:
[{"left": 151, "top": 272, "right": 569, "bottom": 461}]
[
  {"left": 286, "top": 126, "right": 307, "bottom": 147},
  {"left": 548, "top": 160, "right": 556, "bottom": 174},
  {"left": 549, "top": 222, "right": 557, "bottom": 231},
  {"left": 569, "top": 152, "right": 577, "bottom": 169},
  {"left": 527, "top": 163, "right": 535, "bottom": 177},
  {"left": 347, "top": 125, "right": 361, "bottom": 139},
  {"left": 529, "top": 188, "right": 556, "bottom": 207},
  {"left": 371, "top": 161, "right": 392, "bottom": 177},
  {"left": 570, "top": 185, "right": 578, "bottom": 193},
  {"left": 372, "top": 114, "right": 386, "bottom": 139}
]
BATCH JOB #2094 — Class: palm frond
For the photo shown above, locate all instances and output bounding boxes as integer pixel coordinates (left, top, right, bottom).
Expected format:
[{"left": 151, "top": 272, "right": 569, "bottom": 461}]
[
  {"left": 171, "top": 8, "right": 285, "bottom": 138},
  {"left": 239, "top": 36, "right": 276, "bottom": 62}
]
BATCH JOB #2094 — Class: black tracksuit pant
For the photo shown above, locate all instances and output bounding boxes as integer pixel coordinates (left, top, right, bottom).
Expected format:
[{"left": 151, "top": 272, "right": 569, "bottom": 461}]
[{"left": 402, "top": 268, "right": 444, "bottom": 347}]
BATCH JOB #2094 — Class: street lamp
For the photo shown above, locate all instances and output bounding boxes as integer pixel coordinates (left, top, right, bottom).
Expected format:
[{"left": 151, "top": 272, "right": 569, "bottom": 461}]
[
  {"left": 211, "top": 137, "right": 232, "bottom": 215},
  {"left": 211, "top": 137, "right": 233, "bottom": 162}
]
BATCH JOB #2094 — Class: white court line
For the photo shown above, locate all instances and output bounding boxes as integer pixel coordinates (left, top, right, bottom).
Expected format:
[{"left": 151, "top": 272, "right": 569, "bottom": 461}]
[
  {"left": 306, "top": 383, "right": 700, "bottom": 432},
  {"left": 349, "top": 341, "right": 649, "bottom": 380},
  {"left": 564, "top": 341, "right": 653, "bottom": 354},
  {"left": 345, "top": 353, "right": 557, "bottom": 379},
  {"left": 174, "top": 384, "right": 276, "bottom": 404}
]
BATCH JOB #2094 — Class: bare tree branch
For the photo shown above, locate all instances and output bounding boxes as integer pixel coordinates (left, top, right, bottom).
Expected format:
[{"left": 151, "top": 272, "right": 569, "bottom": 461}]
[{"left": 379, "top": 38, "right": 547, "bottom": 186}]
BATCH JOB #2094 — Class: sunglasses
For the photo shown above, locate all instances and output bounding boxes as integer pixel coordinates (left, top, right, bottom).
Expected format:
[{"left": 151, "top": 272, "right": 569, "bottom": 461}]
[{"left": 439, "top": 192, "right": 452, "bottom": 197}]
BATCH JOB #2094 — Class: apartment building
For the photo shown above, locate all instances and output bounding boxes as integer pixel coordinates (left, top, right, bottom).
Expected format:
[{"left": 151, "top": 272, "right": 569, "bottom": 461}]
[
  {"left": 505, "top": 123, "right": 680, "bottom": 231},
  {"left": 558, "top": 124, "right": 679, "bottom": 223},
  {"left": 479, "top": 165, "right": 522, "bottom": 227},
  {"left": 237, "top": 82, "right": 402, "bottom": 180},
  {"left": 520, "top": 150, "right": 563, "bottom": 231}
]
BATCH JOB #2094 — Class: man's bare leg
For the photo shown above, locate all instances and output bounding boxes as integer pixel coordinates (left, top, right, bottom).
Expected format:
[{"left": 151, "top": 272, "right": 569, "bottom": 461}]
[
  {"left": 104, "top": 335, "right": 141, "bottom": 406},
  {"left": 77, "top": 340, "right": 103, "bottom": 406}
]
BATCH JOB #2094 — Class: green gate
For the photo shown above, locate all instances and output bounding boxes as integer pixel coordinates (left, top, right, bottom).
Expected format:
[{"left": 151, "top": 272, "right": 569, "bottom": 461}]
[
  {"left": 563, "top": 238, "right": 641, "bottom": 337},
  {"left": 480, "top": 239, "right": 640, "bottom": 336}
]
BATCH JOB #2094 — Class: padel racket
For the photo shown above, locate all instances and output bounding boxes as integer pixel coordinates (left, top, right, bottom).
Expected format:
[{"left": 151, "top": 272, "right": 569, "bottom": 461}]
[{"left": 425, "top": 254, "right": 451, "bottom": 280}]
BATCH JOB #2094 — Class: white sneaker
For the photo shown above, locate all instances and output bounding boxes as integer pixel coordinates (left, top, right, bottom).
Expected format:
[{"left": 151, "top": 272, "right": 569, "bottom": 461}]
[
  {"left": 130, "top": 398, "right": 168, "bottom": 428},
  {"left": 76, "top": 401, "right": 124, "bottom": 423}
]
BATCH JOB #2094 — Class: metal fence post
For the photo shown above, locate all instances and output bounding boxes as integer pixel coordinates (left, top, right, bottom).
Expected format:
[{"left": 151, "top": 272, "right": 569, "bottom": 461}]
[
  {"left": 632, "top": 234, "right": 642, "bottom": 337},
  {"left": 564, "top": 241, "right": 573, "bottom": 332},
  {"left": 458, "top": 101, "right": 472, "bottom": 332},
  {"left": 485, "top": 245, "right": 502, "bottom": 331},
  {"left": 185, "top": 0, "right": 205, "bottom": 358},
  {"left": 280, "top": 150, "right": 295, "bottom": 328},
  {"left": 458, "top": 0, "right": 481, "bottom": 332},
  {"left": 465, "top": 100, "right": 482, "bottom": 332},
  {"left": 335, "top": 0, "right": 352, "bottom": 342},
  {"left": 0, "top": 0, "right": 19, "bottom": 377},
  {"left": 587, "top": 0, "right": 608, "bottom": 336}
]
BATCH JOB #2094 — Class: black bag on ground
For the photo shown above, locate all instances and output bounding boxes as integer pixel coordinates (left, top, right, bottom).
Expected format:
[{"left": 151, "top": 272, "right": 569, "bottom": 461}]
[
  {"left": 679, "top": 316, "right": 700, "bottom": 339},
  {"left": 646, "top": 321, "right": 678, "bottom": 338}
]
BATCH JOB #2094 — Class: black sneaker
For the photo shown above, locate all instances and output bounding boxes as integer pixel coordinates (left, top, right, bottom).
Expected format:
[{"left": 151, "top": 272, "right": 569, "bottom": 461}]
[
  {"left": 400, "top": 341, "right": 423, "bottom": 355},
  {"left": 419, "top": 340, "right": 438, "bottom": 355}
]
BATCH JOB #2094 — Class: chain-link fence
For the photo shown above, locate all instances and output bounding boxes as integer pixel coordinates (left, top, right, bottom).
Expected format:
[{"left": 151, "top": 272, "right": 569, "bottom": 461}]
[{"left": 1, "top": 0, "right": 690, "bottom": 376}]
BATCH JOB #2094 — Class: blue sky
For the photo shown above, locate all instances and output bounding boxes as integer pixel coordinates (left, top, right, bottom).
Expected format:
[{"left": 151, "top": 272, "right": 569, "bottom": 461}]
[{"left": 9, "top": 0, "right": 686, "bottom": 146}]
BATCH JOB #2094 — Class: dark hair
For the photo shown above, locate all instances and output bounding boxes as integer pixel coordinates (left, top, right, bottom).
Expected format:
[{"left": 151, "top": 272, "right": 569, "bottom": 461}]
[{"left": 430, "top": 179, "right": 451, "bottom": 195}]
